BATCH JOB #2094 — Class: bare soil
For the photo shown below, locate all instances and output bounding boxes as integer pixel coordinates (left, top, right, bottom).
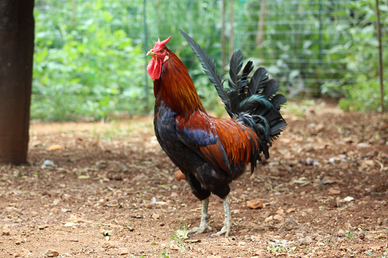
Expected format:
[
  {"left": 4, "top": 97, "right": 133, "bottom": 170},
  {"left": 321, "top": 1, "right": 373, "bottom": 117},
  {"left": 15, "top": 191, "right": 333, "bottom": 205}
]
[{"left": 1, "top": 105, "right": 388, "bottom": 258}]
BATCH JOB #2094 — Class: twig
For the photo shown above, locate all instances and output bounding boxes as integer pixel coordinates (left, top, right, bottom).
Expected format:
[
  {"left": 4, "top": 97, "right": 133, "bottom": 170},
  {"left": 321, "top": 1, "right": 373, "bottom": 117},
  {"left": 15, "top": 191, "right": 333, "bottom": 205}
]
[{"left": 374, "top": 159, "right": 385, "bottom": 172}]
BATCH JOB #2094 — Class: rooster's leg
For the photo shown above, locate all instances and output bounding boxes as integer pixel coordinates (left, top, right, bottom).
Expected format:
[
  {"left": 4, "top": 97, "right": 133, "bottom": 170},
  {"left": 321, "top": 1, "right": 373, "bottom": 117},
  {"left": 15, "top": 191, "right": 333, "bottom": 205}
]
[
  {"left": 212, "top": 195, "right": 231, "bottom": 237},
  {"left": 188, "top": 197, "right": 213, "bottom": 235}
]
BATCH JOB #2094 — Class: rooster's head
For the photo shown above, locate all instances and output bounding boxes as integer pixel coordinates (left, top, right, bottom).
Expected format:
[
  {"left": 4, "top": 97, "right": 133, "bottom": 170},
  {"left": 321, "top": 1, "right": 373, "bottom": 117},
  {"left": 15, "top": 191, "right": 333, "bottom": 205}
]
[{"left": 147, "top": 36, "right": 171, "bottom": 80}]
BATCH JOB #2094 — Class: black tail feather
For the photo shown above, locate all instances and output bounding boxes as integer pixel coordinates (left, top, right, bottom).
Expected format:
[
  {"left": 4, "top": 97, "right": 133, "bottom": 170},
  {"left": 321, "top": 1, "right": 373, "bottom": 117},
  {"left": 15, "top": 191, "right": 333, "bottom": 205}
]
[{"left": 179, "top": 29, "right": 287, "bottom": 164}]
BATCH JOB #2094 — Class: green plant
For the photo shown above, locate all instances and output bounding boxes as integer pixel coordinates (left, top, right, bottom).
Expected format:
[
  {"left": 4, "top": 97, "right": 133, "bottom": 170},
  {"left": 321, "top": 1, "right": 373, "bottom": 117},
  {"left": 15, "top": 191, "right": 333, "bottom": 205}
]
[
  {"left": 33, "top": 0, "right": 145, "bottom": 121},
  {"left": 267, "top": 242, "right": 296, "bottom": 253},
  {"left": 159, "top": 250, "right": 170, "bottom": 258},
  {"left": 345, "top": 232, "right": 356, "bottom": 239},
  {"left": 170, "top": 224, "right": 188, "bottom": 253},
  {"left": 321, "top": 0, "right": 388, "bottom": 111}
]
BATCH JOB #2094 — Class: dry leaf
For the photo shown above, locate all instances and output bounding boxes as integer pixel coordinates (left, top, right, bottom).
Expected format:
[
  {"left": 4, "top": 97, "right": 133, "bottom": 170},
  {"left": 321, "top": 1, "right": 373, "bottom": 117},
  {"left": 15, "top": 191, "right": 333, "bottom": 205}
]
[
  {"left": 247, "top": 199, "right": 263, "bottom": 209},
  {"left": 48, "top": 145, "right": 62, "bottom": 151}
]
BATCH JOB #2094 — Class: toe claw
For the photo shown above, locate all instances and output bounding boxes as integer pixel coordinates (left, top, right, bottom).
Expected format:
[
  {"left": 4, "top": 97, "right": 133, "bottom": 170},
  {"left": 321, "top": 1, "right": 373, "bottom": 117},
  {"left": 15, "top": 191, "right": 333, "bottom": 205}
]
[{"left": 188, "top": 223, "right": 213, "bottom": 235}]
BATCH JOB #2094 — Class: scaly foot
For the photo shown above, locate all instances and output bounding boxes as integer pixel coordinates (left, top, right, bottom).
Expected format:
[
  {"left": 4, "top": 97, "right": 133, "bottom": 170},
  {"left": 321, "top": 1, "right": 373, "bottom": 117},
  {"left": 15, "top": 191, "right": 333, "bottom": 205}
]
[
  {"left": 188, "top": 219, "right": 213, "bottom": 235},
  {"left": 211, "top": 195, "right": 231, "bottom": 237},
  {"left": 188, "top": 197, "right": 214, "bottom": 235}
]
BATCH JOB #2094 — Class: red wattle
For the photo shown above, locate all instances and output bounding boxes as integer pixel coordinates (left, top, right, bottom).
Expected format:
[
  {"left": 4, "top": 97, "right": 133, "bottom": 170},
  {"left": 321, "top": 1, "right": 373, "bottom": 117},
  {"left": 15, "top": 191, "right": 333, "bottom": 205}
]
[{"left": 147, "top": 58, "right": 162, "bottom": 80}]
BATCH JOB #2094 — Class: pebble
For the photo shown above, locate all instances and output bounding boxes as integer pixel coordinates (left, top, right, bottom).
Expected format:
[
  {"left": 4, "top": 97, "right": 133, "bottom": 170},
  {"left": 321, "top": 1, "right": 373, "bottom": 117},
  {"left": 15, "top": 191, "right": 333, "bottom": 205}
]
[
  {"left": 43, "top": 160, "right": 55, "bottom": 166},
  {"left": 328, "top": 188, "right": 341, "bottom": 195},
  {"left": 343, "top": 196, "right": 354, "bottom": 202},
  {"left": 281, "top": 218, "right": 298, "bottom": 231},
  {"left": 286, "top": 208, "right": 296, "bottom": 213},
  {"left": 299, "top": 236, "right": 312, "bottom": 245},
  {"left": 170, "top": 244, "right": 180, "bottom": 251},
  {"left": 337, "top": 229, "right": 345, "bottom": 237},
  {"left": 273, "top": 214, "right": 284, "bottom": 222},
  {"left": 119, "top": 248, "right": 129, "bottom": 255},
  {"left": 45, "top": 249, "right": 59, "bottom": 257},
  {"left": 265, "top": 216, "right": 273, "bottom": 222},
  {"left": 357, "top": 143, "right": 370, "bottom": 148}
]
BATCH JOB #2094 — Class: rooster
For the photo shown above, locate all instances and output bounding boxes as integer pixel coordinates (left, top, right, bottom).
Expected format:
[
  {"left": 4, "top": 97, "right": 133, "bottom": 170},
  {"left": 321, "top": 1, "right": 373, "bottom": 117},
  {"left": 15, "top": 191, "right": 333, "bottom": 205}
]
[{"left": 147, "top": 30, "right": 287, "bottom": 237}]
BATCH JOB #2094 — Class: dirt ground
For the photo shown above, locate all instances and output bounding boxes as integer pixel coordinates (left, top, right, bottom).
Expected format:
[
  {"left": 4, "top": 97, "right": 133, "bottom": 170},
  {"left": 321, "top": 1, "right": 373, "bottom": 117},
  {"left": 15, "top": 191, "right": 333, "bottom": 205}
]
[{"left": 1, "top": 103, "right": 388, "bottom": 258}]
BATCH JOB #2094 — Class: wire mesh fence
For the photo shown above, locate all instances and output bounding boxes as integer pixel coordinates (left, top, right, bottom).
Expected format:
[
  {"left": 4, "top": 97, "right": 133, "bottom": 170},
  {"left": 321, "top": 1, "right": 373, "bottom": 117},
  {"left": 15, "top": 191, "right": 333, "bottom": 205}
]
[
  {"left": 135, "top": 0, "right": 385, "bottom": 99},
  {"left": 32, "top": 0, "right": 387, "bottom": 119}
]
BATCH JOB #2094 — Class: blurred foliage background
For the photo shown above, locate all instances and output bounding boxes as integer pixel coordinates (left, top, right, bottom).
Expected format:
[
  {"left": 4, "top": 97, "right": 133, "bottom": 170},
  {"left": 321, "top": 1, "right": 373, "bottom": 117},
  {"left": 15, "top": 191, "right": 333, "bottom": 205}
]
[{"left": 32, "top": 0, "right": 388, "bottom": 121}]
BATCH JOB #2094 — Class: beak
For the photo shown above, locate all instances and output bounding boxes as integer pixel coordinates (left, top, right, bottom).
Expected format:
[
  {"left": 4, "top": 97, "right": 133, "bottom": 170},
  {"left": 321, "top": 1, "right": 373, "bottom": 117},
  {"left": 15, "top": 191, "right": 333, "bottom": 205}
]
[{"left": 146, "top": 50, "right": 155, "bottom": 57}]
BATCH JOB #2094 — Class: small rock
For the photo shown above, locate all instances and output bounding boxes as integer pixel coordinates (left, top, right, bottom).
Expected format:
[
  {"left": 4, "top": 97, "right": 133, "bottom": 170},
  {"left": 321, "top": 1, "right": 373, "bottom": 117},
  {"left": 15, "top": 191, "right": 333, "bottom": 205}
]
[
  {"left": 265, "top": 216, "right": 273, "bottom": 222},
  {"left": 343, "top": 137, "right": 353, "bottom": 143},
  {"left": 328, "top": 188, "right": 341, "bottom": 195},
  {"left": 151, "top": 213, "right": 160, "bottom": 219},
  {"left": 64, "top": 222, "right": 77, "bottom": 227},
  {"left": 281, "top": 218, "right": 298, "bottom": 231},
  {"left": 357, "top": 143, "right": 370, "bottom": 148},
  {"left": 299, "top": 236, "right": 312, "bottom": 245},
  {"left": 286, "top": 208, "right": 296, "bottom": 213},
  {"left": 96, "top": 161, "right": 108, "bottom": 169},
  {"left": 337, "top": 229, "right": 345, "bottom": 237},
  {"left": 20, "top": 249, "right": 29, "bottom": 256},
  {"left": 343, "top": 196, "right": 354, "bottom": 202},
  {"left": 273, "top": 214, "right": 284, "bottom": 222},
  {"left": 306, "top": 157, "right": 314, "bottom": 165},
  {"left": 102, "top": 242, "right": 116, "bottom": 249},
  {"left": 46, "top": 249, "right": 59, "bottom": 257},
  {"left": 38, "top": 225, "right": 49, "bottom": 230},
  {"left": 315, "top": 124, "right": 325, "bottom": 132},
  {"left": 107, "top": 173, "right": 123, "bottom": 181},
  {"left": 43, "top": 160, "right": 55, "bottom": 166},
  {"left": 247, "top": 200, "right": 263, "bottom": 209},
  {"left": 118, "top": 248, "right": 129, "bottom": 255},
  {"left": 170, "top": 244, "right": 180, "bottom": 251}
]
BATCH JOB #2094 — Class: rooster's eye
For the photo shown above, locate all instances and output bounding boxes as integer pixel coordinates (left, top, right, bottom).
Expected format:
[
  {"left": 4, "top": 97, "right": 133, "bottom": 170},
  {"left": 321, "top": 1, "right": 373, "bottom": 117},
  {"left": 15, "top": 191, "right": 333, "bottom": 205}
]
[{"left": 160, "top": 49, "right": 164, "bottom": 53}]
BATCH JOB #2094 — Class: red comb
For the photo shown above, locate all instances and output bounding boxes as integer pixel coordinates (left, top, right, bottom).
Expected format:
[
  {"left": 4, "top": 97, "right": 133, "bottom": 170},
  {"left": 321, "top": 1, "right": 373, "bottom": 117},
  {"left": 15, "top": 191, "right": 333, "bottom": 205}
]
[{"left": 153, "top": 36, "right": 171, "bottom": 51}]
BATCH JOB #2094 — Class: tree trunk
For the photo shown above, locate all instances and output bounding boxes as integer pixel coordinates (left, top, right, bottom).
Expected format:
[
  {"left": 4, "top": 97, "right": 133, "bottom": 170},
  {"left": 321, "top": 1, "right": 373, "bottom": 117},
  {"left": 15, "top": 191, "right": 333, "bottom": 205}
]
[{"left": 0, "top": 0, "right": 34, "bottom": 164}]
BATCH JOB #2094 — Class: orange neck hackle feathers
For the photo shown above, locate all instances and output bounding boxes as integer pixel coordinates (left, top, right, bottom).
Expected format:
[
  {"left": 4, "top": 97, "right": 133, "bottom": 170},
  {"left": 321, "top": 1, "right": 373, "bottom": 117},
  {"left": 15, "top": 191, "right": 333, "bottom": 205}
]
[{"left": 155, "top": 49, "right": 205, "bottom": 117}]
